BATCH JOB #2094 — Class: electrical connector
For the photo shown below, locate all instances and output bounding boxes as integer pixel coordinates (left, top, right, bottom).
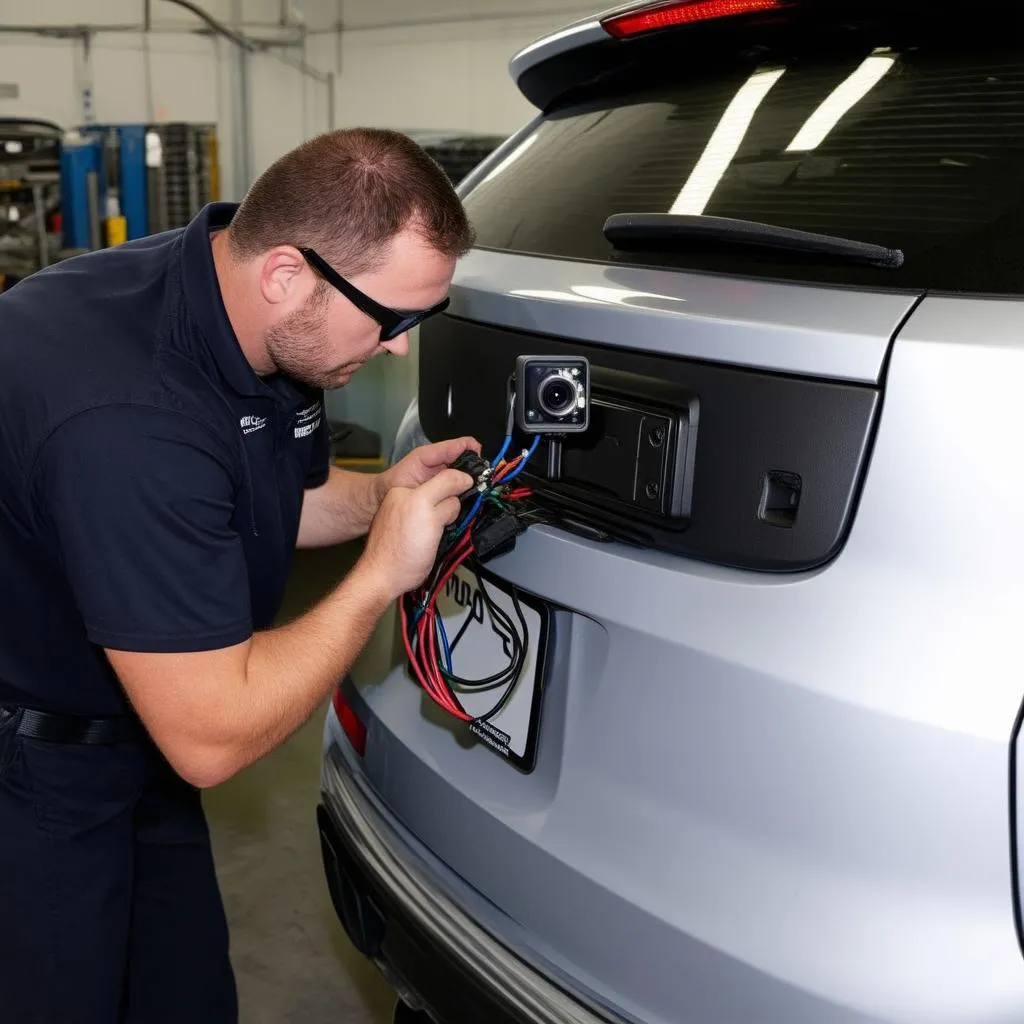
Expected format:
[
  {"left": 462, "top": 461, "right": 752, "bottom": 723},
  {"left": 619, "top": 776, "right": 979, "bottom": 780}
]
[
  {"left": 471, "top": 506, "right": 526, "bottom": 563},
  {"left": 451, "top": 449, "right": 493, "bottom": 508}
]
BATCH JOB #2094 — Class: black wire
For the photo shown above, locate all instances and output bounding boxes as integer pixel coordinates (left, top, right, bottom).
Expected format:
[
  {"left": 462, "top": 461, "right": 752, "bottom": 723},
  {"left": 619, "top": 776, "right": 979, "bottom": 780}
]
[
  {"left": 429, "top": 563, "right": 530, "bottom": 723},
  {"left": 448, "top": 613, "right": 473, "bottom": 655},
  {"left": 403, "top": 485, "right": 536, "bottom": 724},
  {"left": 440, "top": 565, "right": 530, "bottom": 725},
  {"left": 476, "top": 572, "right": 531, "bottom": 724},
  {"left": 438, "top": 558, "right": 523, "bottom": 689}
]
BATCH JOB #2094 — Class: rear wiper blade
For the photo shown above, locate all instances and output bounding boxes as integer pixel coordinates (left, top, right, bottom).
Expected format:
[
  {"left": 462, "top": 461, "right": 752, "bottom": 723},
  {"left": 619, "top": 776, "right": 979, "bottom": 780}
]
[{"left": 603, "top": 213, "right": 904, "bottom": 269}]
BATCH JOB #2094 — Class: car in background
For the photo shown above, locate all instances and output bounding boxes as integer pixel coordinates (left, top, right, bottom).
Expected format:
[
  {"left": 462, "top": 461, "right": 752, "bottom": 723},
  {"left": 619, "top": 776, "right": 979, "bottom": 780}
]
[
  {"left": 402, "top": 130, "right": 508, "bottom": 186},
  {"left": 319, "top": 1, "right": 1024, "bottom": 1021}
]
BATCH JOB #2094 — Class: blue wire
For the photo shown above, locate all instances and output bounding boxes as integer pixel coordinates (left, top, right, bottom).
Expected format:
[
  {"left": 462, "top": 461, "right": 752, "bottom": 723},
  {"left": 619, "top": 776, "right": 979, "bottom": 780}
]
[
  {"left": 497, "top": 434, "right": 541, "bottom": 485},
  {"left": 453, "top": 492, "right": 485, "bottom": 537},
  {"left": 491, "top": 434, "right": 513, "bottom": 467},
  {"left": 452, "top": 432, "right": 538, "bottom": 537},
  {"left": 451, "top": 433, "right": 511, "bottom": 538},
  {"left": 438, "top": 422, "right": 530, "bottom": 677},
  {"left": 438, "top": 616, "right": 453, "bottom": 672}
]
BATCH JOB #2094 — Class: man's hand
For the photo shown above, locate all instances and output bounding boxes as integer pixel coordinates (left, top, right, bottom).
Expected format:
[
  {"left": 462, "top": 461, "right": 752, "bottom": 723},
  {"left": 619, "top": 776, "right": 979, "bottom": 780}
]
[
  {"left": 297, "top": 436, "right": 483, "bottom": 550},
  {"left": 379, "top": 436, "right": 482, "bottom": 497},
  {"left": 358, "top": 467, "right": 474, "bottom": 600}
]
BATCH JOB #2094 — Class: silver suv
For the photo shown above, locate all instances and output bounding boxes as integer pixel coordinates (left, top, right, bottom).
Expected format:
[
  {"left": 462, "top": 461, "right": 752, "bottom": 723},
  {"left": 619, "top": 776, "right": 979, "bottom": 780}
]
[{"left": 318, "top": 2, "right": 1024, "bottom": 1021}]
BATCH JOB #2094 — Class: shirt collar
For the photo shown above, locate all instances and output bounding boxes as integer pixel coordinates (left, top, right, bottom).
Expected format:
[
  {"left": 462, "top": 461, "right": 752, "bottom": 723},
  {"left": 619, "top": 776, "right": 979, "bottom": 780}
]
[{"left": 180, "top": 201, "right": 292, "bottom": 403}]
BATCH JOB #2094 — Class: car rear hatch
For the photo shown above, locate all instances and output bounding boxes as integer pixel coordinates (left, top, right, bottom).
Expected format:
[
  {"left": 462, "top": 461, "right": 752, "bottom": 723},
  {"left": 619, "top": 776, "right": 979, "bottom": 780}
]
[{"left": 342, "top": 4, "right": 1024, "bottom": 1021}]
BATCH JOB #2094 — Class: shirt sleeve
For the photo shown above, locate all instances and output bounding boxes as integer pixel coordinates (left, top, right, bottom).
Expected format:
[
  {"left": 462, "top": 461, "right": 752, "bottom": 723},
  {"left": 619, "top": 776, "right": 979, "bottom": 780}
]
[
  {"left": 305, "top": 393, "right": 331, "bottom": 489},
  {"left": 33, "top": 404, "right": 253, "bottom": 653}
]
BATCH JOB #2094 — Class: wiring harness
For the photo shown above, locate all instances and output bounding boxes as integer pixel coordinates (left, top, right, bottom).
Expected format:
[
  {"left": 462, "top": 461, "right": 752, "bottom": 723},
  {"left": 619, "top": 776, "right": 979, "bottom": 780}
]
[{"left": 399, "top": 404, "right": 546, "bottom": 722}]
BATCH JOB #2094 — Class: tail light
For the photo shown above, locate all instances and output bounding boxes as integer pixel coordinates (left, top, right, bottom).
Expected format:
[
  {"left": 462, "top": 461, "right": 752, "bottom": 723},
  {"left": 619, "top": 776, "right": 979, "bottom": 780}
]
[
  {"left": 332, "top": 687, "right": 367, "bottom": 757},
  {"left": 602, "top": 0, "right": 785, "bottom": 38}
]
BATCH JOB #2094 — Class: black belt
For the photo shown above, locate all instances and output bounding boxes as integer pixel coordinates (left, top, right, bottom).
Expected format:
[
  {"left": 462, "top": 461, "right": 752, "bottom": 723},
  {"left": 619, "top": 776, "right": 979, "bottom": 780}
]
[{"left": 9, "top": 707, "right": 142, "bottom": 745}]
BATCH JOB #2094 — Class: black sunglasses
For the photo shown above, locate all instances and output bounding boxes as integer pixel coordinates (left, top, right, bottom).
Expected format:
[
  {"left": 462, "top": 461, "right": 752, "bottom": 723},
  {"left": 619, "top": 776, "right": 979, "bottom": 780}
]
[{"left": 298, "top": 246, "right": 450, "bottom": 342}]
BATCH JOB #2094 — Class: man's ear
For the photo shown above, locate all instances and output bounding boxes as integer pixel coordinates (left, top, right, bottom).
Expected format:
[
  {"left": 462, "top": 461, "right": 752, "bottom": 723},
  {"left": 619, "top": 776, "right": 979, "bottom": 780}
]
[{"left": 258, "top": 246, "right": 307, "bottom": 306}]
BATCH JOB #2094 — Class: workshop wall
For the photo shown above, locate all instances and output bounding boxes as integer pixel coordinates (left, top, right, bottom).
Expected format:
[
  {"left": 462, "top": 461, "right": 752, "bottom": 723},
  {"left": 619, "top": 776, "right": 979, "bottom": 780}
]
[
  {"left": 0, "top": 0, "right": 596, "bottom": 198},
  {"left": 306, "top": 0, "right": 597, "bottom": 137},
  {"left": 304, "top": 2, "right": 598, "bottom": 448},
  {"left": 0, "top": 0, "right": 336, "bottom": 199},
  {"left": 0, "top": 0, "right": 599, "bottom": 452}
]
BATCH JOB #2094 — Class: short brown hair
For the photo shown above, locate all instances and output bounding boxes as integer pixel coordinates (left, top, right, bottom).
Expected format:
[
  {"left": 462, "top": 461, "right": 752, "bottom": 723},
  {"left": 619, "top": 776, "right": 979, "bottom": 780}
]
[{"left": 227, "top": 128, "right": 475, "bottom": 276}]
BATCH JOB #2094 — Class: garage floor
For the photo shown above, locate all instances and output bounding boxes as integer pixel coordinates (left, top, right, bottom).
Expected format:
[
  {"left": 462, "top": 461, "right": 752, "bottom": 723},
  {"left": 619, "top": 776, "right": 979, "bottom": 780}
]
[{"left": 205, "top": 541, "right": 396, "bottom": 1024}]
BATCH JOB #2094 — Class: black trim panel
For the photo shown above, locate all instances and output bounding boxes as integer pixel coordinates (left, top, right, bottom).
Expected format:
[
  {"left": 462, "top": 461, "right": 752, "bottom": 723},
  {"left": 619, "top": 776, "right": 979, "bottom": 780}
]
[{"left": 419, "top": 315, "right": 881, "bottom": 572}]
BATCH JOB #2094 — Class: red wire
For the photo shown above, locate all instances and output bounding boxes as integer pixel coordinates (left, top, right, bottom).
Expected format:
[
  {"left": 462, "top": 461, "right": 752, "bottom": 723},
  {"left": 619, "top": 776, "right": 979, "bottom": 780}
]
[
  {"left": 398, "top": 531, "right": 476, "bottom": 721},
  {"left": 398, "top": 458, "right": 534, "bottom": 722},
  {"left": 403, "top": 597, "right": 452, "bottom": 712},
  {"left": 399, "top": 574, "right": 460, "bottom": 716},
  {"left": 416, "top": 601, "right": 459, "bottom": 717},
  {"left": 433, "top": 541, "right": 474, "bottom": 605},
  {"left": 491, "top": 459, "right": 521, "bottom": 483},
  {"left": 436, "top": 540, "right": 477, "bottom": 718},
  {"left": 425, "top": 541, "right": 476, "bottom": 720},
  {"left": 422, "top": 599, "right": 470, "bottom": 721},
  {"left": 399, "top": 596, "right": 438, "bottom": 700}
]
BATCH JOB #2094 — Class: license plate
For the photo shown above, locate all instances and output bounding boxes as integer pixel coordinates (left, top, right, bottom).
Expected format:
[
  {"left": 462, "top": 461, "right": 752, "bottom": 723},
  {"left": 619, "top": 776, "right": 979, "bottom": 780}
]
[{"left": 431, "top": 565, "right": 550, "bottom": 772}]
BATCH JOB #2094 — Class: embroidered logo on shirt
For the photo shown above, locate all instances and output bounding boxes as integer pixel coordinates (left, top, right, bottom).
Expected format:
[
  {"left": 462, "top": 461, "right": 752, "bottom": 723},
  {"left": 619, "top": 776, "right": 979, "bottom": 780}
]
[
  {"left": 240, "top": 414, "right": 268, "bottom": 435},
  {"left": 294, "top": 402, "right": 322, "bottom": 440}
]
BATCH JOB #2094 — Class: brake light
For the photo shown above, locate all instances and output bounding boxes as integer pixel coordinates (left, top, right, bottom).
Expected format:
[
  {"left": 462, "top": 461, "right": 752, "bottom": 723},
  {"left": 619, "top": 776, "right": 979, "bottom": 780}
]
[
  {"left": 332, "top": 687, "right": 367, "bottom": 757},
  {"left": 602, "top": 0, "right": 784, "bottom": 38}
]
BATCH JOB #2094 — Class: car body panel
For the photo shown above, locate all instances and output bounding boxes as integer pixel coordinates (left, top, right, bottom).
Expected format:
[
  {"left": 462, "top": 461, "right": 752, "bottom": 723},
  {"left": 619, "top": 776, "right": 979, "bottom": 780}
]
[
  {"left": 320, "top": 742, "right": 626, "bottom": 1024},
  {"left": 327, "top": 291, "right": 1024, "bottom": 1022},
  {"left": 321, "top": 5, "right": 1024, "bottom": 1019},
  {"left": 508, "top": 17, "right": 607, "bottom": 84},
  {"left": 448, "top": 249, "right": 918, "bottom": 385}
]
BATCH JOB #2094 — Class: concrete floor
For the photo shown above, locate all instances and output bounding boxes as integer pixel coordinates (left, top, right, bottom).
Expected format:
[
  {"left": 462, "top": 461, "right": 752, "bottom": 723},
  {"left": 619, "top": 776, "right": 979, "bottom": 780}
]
[{"left": 205, "top": 541, "right": 397, "bottom": 1024}]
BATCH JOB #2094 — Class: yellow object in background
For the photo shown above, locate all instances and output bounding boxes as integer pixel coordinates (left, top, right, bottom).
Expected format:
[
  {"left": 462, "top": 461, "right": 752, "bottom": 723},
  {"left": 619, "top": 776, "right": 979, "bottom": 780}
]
[
  {"left": 105, "top": 216, "right": 128, "bottom": 247},
  {"left": 208, "top": 131, "right": 220, "bottom": 201}
]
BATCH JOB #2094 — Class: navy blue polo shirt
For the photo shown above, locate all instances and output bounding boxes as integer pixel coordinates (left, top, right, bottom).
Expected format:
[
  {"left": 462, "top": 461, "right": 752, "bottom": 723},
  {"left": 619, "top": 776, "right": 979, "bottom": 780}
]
[{"left": 0, "top": 203, "right": 330, "bottom": 715}]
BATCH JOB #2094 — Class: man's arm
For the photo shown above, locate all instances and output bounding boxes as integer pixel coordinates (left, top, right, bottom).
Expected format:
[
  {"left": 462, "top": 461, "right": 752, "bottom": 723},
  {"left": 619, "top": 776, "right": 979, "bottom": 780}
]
[
  {"left": 107, "top": 469, "right": 469, "bottom": 788},
  {"left": 34, "top": 404, "right": 470, "bottom": 787},
  {"left": 296, "top": 466, "right": 383, "bottom": 547},
  {"left": 107, "top": 555, "right": 391, "bottom": 788},
  {"left": 296, "top": 436, "right": 480, "bottom": 549}
]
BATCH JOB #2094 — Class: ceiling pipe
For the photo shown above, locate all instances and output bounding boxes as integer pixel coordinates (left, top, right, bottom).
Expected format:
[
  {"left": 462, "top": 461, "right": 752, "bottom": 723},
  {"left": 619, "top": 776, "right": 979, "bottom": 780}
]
[
  {"left": 0, "top": 2, "right": 329, "bottom": 82},
  {"left": 158, "top": 0, "right": 256, "bottom": 51}
]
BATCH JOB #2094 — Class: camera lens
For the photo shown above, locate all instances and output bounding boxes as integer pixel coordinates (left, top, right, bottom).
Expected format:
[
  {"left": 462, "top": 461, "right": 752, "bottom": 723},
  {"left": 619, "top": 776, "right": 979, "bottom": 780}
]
[{"left": 537, "top": 374, "right": 576, "bottom": 417}]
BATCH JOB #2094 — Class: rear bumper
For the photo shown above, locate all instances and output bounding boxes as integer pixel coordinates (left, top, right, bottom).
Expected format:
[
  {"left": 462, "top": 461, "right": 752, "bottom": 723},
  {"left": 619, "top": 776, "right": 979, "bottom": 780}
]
[{"left": 318, "top": 743, "right": 622, "bottom": 1024}]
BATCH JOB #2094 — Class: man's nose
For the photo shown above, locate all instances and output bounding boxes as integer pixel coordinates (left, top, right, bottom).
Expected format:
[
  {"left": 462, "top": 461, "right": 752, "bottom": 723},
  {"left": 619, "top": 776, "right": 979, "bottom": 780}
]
[{"left": 381, "top": 331, "right": 410, "bottom": 357}]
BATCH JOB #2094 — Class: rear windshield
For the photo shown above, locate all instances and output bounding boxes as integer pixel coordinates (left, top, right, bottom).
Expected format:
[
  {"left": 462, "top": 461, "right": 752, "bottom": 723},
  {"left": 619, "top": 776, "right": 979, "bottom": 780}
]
[{"left": 464, "top": 38, "right": 1024, "bottom": 294}]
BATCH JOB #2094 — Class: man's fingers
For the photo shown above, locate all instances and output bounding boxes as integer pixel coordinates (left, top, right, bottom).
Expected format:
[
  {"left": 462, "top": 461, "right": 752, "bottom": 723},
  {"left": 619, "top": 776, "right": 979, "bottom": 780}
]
[
  {"left": 438, "top": 495, "right": 462, "bottom": 526},
  {"left": 419, "top": 467, "right": 474, "bottom": 505},
  {"left": 418, "top": 436, "right": 481, "bottom": 469}
]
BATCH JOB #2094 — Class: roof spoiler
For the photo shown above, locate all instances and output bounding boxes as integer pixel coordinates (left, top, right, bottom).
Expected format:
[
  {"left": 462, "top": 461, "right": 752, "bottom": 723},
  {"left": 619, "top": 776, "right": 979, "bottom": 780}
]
[{"left": 510, "top": 1, "right": 792, "bottom": 109}]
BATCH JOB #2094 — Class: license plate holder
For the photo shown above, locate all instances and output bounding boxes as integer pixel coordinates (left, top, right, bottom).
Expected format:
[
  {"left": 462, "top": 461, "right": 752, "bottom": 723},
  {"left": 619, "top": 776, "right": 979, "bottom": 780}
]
[{"left": 428, "top": 564, "right": 551, "bottom": 773}]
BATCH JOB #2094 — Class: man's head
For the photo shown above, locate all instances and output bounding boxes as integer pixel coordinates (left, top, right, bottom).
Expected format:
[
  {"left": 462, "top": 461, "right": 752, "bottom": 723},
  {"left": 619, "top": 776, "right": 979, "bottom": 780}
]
[{"left": 217, "top": 128, "right": 475, "bottom": 390}]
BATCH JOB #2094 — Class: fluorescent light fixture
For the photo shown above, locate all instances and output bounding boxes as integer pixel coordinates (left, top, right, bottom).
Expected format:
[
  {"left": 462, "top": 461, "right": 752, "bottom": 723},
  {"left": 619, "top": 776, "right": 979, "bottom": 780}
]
[
  {"left": 786, "top": 53, "right": 896, "bottom": 152},
  {"left": 669, "top": 67, "right": 786, "bottom": 216}
]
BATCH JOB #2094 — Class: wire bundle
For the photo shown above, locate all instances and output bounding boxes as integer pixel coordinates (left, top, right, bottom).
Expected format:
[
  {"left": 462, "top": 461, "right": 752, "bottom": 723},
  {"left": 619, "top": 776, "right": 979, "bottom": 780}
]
[{"left": 399, "top": 433, "right": 542, "bottom": 722}]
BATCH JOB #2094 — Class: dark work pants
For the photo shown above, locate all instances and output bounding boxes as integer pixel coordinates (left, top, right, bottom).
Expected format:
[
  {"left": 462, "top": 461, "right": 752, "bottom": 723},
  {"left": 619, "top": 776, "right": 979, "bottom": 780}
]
[{"left": 0, "top": 708, "right": 238, "bottom": 1023}]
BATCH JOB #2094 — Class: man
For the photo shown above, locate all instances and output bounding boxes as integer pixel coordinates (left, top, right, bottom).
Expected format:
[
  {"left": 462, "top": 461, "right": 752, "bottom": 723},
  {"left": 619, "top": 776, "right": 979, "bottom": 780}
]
[{"left": 0, "top": 128, "right": 479, "bottom": 1023}]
